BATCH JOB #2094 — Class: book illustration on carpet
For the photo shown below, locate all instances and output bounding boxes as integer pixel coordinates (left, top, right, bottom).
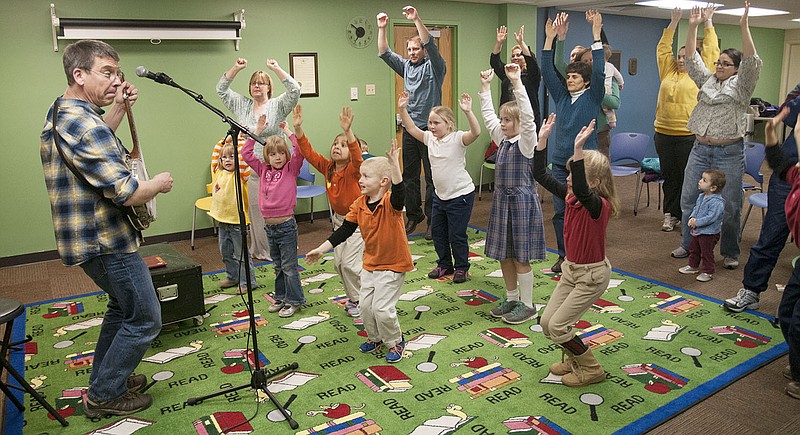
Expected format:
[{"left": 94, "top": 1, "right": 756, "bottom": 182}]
[{"left": 7, "top": 232, "right": 788, "bottom": 435}]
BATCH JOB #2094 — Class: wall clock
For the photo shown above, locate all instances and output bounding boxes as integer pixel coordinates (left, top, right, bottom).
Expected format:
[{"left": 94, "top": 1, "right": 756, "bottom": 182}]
[{"left": 346, "top": 16, "right": 374, "bottom": 49}]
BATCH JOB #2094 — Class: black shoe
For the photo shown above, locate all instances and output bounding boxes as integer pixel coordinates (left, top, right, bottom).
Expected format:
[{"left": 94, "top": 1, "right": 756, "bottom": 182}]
[
  {"left": 551, "top": 256, "right": 565, "bottom": 274},
  {"left": 84, "top": 391, "right": 152, "bottom": 418},
  {"left": 405, "top": 215, "right": 425, "bottom": 234},
  {"left": 424, "top": 224, "right": 432, "bottom": 240}
]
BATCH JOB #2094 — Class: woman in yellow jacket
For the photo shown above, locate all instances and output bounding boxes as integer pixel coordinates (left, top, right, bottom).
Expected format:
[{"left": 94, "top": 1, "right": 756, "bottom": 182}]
[{"left": 654, "top": 6, "right": 719, "bottom": 232}]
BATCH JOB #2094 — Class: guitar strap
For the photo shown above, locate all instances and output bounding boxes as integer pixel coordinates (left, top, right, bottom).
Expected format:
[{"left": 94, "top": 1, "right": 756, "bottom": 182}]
[{"left": 51, "top": 98, "right": 145, "bottom": 230}]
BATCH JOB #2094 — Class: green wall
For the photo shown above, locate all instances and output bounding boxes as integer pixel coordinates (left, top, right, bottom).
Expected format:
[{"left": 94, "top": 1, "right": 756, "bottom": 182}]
[{"left": 2, "top": 0, "right": 537, "bottom": 259}]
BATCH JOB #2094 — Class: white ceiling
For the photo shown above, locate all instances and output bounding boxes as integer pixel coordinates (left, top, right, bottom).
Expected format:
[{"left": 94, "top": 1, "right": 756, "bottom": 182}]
[{"left": 453, "top": 0, "right": 800, "bottom": 29}]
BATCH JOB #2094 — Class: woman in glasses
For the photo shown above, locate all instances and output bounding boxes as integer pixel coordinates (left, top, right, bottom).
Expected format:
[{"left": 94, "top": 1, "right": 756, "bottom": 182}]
[
  {"left": 653, "top": 6, "right": 719, "bottom": 234},
  {"left": 671, "top": 1, "right": 761, "bottom": 271}
]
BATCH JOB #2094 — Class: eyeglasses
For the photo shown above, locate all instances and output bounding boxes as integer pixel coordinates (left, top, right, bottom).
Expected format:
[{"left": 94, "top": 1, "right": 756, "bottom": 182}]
[
  {"left": 714, "top": 61, "right": 735, "bottom": 68},
  {"left": 250, "top": 82, "right": 269, "bottom": 87},
  {"left": 89, "top": 69, "right": 123, "bottom": 81}
]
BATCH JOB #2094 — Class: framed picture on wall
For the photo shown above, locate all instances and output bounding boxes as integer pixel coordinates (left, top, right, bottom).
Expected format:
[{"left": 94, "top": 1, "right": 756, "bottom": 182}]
[{"left": 289, "top": 52, "right": 319, "bottom": 98}]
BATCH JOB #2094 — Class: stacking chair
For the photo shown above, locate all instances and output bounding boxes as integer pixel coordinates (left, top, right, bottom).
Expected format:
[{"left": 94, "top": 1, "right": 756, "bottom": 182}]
[
  {"left": 0, "top": 298, "right": 68, "bottom": 427},
  {"left": 296, "top": 160, "right": 328, "bottom": 224},
  {"left": 191, "top": 183, "right": 215, "bottom": 250},
  {"left": 740, "top": 142, "right": 767, "bottom": 237},
  {"left": 609, "top": 132, "right": 650, "bottom": 215}
]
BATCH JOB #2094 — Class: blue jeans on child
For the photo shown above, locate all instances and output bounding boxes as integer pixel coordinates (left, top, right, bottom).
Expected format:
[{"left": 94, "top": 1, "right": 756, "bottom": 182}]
[
  {"left": 679, "top": 141, "right": 744, "bottom": 259},
  {"left": 79, "top": 252, "right": 162, "bottom": 402},
  {"left": 431, "top": 190, "right": 475, "bottom": 271},
  {"left": 218, "top": 222, "right": 257, "bottom": 288},
  {"left": 265, "top": 217, "right": 305, "bottom": 306}
]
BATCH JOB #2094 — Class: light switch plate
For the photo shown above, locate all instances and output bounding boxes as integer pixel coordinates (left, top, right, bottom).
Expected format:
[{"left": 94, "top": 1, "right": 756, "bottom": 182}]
[{"left": 350, "top": 87, "right": 358, "bottom": 100}]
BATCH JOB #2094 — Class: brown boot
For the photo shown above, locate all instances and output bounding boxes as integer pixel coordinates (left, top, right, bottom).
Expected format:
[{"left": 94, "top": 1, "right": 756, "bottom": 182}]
[
  {"left": 561, "top": 348, "right": 605, "bottom": 387},
  {"left": 550, "top": 349, "right": 573, "bottom": 376}
]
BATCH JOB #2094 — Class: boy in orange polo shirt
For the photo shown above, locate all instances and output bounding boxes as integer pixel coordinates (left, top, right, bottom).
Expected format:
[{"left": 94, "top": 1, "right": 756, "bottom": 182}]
[{"left": 306, "top": 140, "right": 412, "bottom": 363}]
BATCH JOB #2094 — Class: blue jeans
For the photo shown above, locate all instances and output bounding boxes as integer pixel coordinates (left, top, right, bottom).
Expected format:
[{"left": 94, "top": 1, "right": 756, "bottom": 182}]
[
  {"left": 679, "top": 140, "right": 744, "bottom": 259},
  {"left": 551, "top": 163, "right": 568, "bottom": 257},
  {"left": 218, "top": 222, "right": 257, "bottom": 287},
  {"left": 265, "top": 217, "right": 305, "bottom": 306},
  {"left": 743, "top": 175, "right": 791, "bottom": 293},
  {"left": 402, "top": 128, "right": 433, "bottom": 224},
  {"left": 779, "top": 259, "right": 800, "bottom": 381},
  {"left": 79, "top": 253, "right": 161, "bottom": 402},
  {"left": 431, "top": 190, "right": 475, "bottom": 271}
]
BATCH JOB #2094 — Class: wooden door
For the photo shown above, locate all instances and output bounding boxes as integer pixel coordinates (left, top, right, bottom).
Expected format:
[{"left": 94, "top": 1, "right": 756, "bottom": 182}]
[{"left": 392, "top": 25, "right": 454, "bottom": 147}]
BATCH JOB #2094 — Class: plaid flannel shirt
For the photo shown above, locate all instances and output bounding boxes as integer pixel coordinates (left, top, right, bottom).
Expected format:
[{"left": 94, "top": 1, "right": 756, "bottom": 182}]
[{"left": 40, "top": 97, "right": 140, "bottom": 266}]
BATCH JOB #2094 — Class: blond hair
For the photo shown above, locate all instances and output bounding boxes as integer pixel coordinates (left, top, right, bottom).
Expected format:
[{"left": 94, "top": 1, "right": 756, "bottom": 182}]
[
  {"left": 249, "top": 70, "right": 273, "bottom": 99},
  {"left": 361, "top": 156, "right": 392, "bottom": 180},
  {"left": 499, "top": 101, "right": 520, "bottom": 123},
  {"left": 430, "top": 106, "right": 456, "bottom": 133},
  {"left": 262, "top": 135, "right": 290, "bottom": 161},
  {"left": 220, "top": 142, "right": 235, "bottom": 163},
  {"left": 510, "top": 44, "right": 528, "bottom": 71},
  {"left": 569, "top": 150, "right": 620, "bottom": 217}
]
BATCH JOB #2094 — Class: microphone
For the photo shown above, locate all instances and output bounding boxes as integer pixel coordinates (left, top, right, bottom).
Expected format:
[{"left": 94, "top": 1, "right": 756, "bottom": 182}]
[{"left": 135, "top": 66, "right": 174, "bottom": 85}]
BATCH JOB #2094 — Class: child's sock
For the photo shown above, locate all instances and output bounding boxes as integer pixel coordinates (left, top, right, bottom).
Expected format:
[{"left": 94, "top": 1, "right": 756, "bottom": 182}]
[
  {"left": 518, "top": 270, "right": 534, "bottom": 308},
  {"left": 506, "top": 288, "right": 520, "bottom": 302}
]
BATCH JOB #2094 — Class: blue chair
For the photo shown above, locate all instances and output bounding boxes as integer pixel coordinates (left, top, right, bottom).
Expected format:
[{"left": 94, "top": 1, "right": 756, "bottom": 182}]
[
  {"left": 740, "top": 142, "right": 767, "bottom": 237},
  {"left": 296, "top": 160, "right": 328, "bottom": 224},
  {"left": 609, "top": 132, "right": 650, "bottom": 215}
]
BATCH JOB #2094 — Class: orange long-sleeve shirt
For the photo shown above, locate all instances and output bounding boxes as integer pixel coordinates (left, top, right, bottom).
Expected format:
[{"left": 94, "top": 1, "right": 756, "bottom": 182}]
[{"left": 296, "top": 135, "right": 363, "bottom": 216}]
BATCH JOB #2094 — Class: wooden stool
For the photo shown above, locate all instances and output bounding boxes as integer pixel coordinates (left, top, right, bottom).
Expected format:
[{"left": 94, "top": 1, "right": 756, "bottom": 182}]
[{"left": 0, "top": 298, "right": 68, "bottom": 427}]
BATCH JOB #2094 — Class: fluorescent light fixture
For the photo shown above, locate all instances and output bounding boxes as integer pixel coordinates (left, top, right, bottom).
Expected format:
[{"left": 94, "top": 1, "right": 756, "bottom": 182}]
[
  {"left": 715, "top": 7, "right": 789, "bottom": 16},
  {"left": 635, "top": 1, "right": 723, "bottom": 10},
  {"left": 793, "top": 18, "right": 800, "bottom": 22}
]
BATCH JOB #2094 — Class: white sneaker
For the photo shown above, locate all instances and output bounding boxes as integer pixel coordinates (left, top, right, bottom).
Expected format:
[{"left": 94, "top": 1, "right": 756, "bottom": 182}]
[
  {"left": 723, "top": 257, "right": 739, "bottom": 269},
  {"left": 696, "top": 273, "right": 713, "bottom": 282},
  {"left": 679, "top": 265, "right": 699, "bottom": 274},
  {"left": 661, "top": 213, "right": 680, "bottom": 232},
  {"left": 723, "top": 288, "right": 760, "bottom": 312},
  {"left": 671, "top": 247, "right": 689, "bottom": 259},
  {"left": 344, "top": 300, "right": 360, "bottom": 317},
  {"left": 278, "top": 304, "right": 301, "bottom": 318}
]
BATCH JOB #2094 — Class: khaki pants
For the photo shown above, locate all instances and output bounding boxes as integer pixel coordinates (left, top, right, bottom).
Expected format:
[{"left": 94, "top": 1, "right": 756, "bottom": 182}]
[
  {"left": 331, "top": 213, "right": 364, "bottom": 303},
  {"left": 360, "top": 269, "right": 405, "bottom": 347},
  {"left": 540, "top": 258, "right": 611, "bottom": 344}
]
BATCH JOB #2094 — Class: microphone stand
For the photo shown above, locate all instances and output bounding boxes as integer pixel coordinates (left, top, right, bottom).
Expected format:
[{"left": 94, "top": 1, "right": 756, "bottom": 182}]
[{"left": 153, "top": 76, "right": 299, "bottom": 429}]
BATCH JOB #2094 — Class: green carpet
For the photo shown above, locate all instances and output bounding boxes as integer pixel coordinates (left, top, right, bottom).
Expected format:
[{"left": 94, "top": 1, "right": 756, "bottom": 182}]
[{"left": 7, "top": 229, "right": 787, "bottom": 435}]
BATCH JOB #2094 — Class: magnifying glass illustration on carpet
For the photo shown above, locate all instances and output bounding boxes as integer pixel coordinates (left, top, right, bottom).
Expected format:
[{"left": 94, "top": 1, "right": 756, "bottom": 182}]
[
  {"left": 681, "top": 347, "right": 703, "bottom": 367},
  {"left": 294, "top": 335, "right": 317, "bottom": 353},
  {"left": 53, "top": 331, "right": 87, "bottom": 349},
  {"left": 308, "top": 282, "right": 326, "bottom": 295},
  {"left": 618, "top": 289, "right": 634, "bottom": 302},
  {"left": 267, "top": 394, "right": 296, "bottom": 422},
  {"left": 416, "top": 351, "right": 438, "bottom": 373},
  {"left": 414, "top": 305, "right": 431, "bottom": 320},
  {"left": 580, "top": 392, "right": 604, "bottom": 422},
  {"left": 140, "top": 370, "right": 175, "bottom": 393},
  {"left": 320, "top": 255, "right": 334, "bottom": 265}
]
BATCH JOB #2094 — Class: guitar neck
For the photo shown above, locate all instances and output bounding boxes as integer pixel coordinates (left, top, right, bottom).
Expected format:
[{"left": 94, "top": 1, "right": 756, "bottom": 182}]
[{"left": 124, "top": 97, "right": 141, "bottom": 159}]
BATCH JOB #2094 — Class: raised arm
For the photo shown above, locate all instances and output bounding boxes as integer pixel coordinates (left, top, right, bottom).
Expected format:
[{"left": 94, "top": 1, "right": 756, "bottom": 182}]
[
  {"left": 291, "top": 104, "right": 305, "bottom": 140},
  {"left": 265, "top": 59, "right": 289, "bottom": 82},
  {"left": 398, "top": 92, "right": 425, "bottom": 142},
  {"left": 543, "top": 16, "right": 558, "bottom": 51},
  {"left": 458, "top": 93, "right": 482, "bottom": 145},
  {"left": 685, "top": 6, "right": 702, "bottom": 61},
  {"left": 377, "top": 12, "right": 389, "bottom": 54},
  {"left": 701, "top": 6, "right": 721, "bottom": 69},
  {"left": 403, "top": 6, "right": 431, "bottom": 44},
  {"left": 224, "top": 58, "right": 247, "bottom": 80},
  {"left": 490, "top": 26, "right": 508, "bottom": 79},
  {"left": 657, "top": 9, "right": 681, "bottom": 79},
  {"left": 740, "top": 1, "right": 755, "bottom": 58},
  {"left": 514, "top": 25, "right": 532, "bottom": 57}
]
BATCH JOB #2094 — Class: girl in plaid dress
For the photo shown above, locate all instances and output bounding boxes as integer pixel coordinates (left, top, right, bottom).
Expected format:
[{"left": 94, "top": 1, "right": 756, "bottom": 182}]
[{"left": 478, "top": 64, "right": 545, "bottom": 325}]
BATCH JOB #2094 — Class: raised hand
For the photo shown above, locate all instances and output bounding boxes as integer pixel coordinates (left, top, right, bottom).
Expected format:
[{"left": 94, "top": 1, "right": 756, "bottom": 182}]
[
  {"left": 702, "top": 4, "right": 717, "bottom": 21},
  {"left": 544, "top": 18, "right": 557, "bottom": 41},
  {"left": 504, "top": 63, "right": 521, "bottom": 81},
  {"left": 458, "top": 93, "right": 472, "bottom": 112},
  {"left": 688, "top": 6, "right": 703, "bottom": 26},
  {"left": 386, "top": 138, "right": 400, "bottom": 164},
  {"left": 480, "top": 69, "right": 494, "bottom": 87},
  {"left": 402, "top": 5, "right": 418, "bottom": 21},
  {"left": 586, "top": 9, "right": 602, "bottom": 36},
  {"left": 265, "top": 59, "right": 280, "bottom": 72},
  {"left": 291, "top": 104, "right": 303, "bottom": 130},
  {"left": 537, "top": 113, "right": 556, "bottom": 149},
  {"left": 279, "top": 120, "right": 291, "bottom": 137},
  {"left": 233, "top": 58, "right": 247, "bottom": 70},
  {"left": 740, "top": 0, "right": 750, "bottom": 26},
  {"left": 377, "top": 12, "right": 388, "bottom": 29},
  {"left": 555, "top": 12, "right": 569, "bottom": 40},
  {"left": 514, "top": 25, "right": 525, "bottom": 46},
  {"left": 255, "top": 114, "right": 268, "bottom": 136},
  {"left": 574, "top": 119, "right": 596, "bottom": 151},
  {"left": 496, "top": 26, "right": 508, "bottom": 44},
  {"left": 397, "top": 91, "right": 410, "bottom": 109},
  {"left": 339, "top": 106, "right": 354, "bottom": 132},
  {"left": 671, "top": 7, "right": 682, "bottom": 23}
]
